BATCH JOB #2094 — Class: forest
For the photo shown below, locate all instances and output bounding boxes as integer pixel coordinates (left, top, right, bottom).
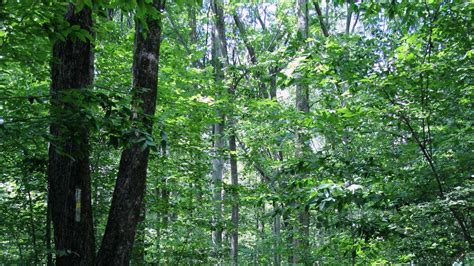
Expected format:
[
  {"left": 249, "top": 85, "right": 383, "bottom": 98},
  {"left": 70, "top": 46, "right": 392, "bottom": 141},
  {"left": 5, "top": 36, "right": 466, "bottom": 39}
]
[{"left": 0, "top": 0, "right": 473, "bottom": 265}]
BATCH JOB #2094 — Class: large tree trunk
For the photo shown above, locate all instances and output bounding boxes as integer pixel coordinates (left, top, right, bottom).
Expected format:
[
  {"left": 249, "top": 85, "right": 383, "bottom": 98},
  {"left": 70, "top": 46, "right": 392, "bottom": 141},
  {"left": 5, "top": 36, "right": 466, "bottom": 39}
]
[
  {"left": 96, "top": 1, "right": 164, "bottom": 265},
  {"left": 295, "top": 0, "right": 311, "bottom": 264},
  {"left": 131, "top": 206, "right": 146, "bottom": 265},
  {"left": 48, "top": 4, "right": 95, "bottom": 265}
]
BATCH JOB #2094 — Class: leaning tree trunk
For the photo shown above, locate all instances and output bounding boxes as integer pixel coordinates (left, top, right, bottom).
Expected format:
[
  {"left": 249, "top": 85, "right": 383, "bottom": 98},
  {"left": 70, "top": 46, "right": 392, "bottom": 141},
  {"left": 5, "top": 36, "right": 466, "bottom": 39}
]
[
  {"left": 48, "top": 4, "right": 95, "bottom": 265},
  {"left": 96, "top": 1, "right": 164, "bottom": 265}
]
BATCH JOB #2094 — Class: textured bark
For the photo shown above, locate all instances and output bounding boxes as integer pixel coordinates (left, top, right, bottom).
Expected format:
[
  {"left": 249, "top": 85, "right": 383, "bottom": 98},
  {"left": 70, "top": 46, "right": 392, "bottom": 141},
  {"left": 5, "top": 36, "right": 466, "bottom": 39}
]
[
  {"left": 96, "top": 1, "right": 164, "bottom": 265},
  {"left": 131, "top": 206, "right": 145, "bottom": 265},
  {"left": 295, "top": 0, "right": 311, "bottom": 264},
  {"left": 48, "top": 4, "right": 95, "bottom": 265}
]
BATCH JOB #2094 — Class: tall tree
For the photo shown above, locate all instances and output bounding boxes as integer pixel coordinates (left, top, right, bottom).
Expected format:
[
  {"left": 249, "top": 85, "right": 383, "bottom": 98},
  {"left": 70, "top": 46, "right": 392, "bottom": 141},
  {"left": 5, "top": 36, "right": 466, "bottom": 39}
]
[
  {"left": 96, "top": 1, "right": 165, "bottom": 264},
  {"left": 210, "top": 25, "right": 225, "bottom": 261},
  {"left": 48, "top": 4, "right": 95, "bottom": 265},
  {"left": 210, "top": 1, "right": 240, "bottom": 263},
  {"left": 294, "top": 0, "right": 310, "bottom": 264},
  {"left": 210, "top": 0, "right": 226, "bottom": 258}
]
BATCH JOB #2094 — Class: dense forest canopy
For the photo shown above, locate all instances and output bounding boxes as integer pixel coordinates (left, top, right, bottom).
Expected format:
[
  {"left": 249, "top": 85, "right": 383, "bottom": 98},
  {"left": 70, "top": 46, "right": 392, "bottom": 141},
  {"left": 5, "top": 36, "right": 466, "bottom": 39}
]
[{"left": 0, "top": 0, "right": 473, "bottom": 264}]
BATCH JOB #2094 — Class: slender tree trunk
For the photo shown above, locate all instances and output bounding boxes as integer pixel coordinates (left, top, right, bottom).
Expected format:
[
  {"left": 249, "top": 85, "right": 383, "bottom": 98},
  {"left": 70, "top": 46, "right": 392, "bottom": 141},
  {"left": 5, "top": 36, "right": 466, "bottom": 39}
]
[
  {"left": 283, "top": 212, "right": 294, "bottom": 264},
  {"left": 295, "top": 0, "right": 311, "bottom": 264},
  {"left": 161, "top": 186, "right": 170, "bottom": 230},
  {"left": 273, "top": 201, "right": 281, "bottom": 266},
  {"left": 96, "top": 1, "right": 164, "bottom": 264},
  {"left": 155, "top": 131, "right": 168, "bottom": 262},
  {"left": 48, "top": 4, "right": 95, "bottom": 265},
  {"left": 270, "top": 67, "right": 278, "bottom": 100},
  {"left": 188, "top": 5, "right": 198, "bottom": 51},
  {"left": 13, "top": 231, "right": 24, "bottom": 263},
  {"left": 211, "top": 121, "right": 224, "bottom": 257},
  {"left": 227, "top": 14, "right": 239, "bottom": 266},
  {"left": 313, "top": 1, "right": 329, "bottom": 37},
  {"left": 230, "top": 133, "right": 239, "bottom": 266},
  {"left": 210, "top": 0, "right": 229, "bottom": 259},
  {"left": 26, "top": 190, "right": 39, "bottom": 264},
  {"left": 46, "top": 193, "right": 53, "bottom": 266},
  {"left": 345, "top": 0, "right": 353, "bottom": 35},
  {"left": 213, "top": 3, "right": 240, "bottom": 263}
]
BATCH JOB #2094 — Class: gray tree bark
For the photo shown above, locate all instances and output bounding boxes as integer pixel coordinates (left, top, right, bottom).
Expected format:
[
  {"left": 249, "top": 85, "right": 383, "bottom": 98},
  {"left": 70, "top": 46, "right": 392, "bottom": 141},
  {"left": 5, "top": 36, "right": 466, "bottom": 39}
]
[
  {"left": 211, "top": 1, "right": 240, "bottom": 263},
  {"left": 210, "top": 29, "right": 225, "bottom": 258}
]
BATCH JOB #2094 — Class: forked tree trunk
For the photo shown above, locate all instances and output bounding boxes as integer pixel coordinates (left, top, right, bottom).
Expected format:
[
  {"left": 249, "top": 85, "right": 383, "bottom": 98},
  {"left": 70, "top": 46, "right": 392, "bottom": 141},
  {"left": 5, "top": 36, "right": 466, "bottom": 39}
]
[
  {"left": 96, "top": 1, "right": 164, "bottom": 265},
  {"left": 48, "top": 4, "right": 95, "bottom": 265}
]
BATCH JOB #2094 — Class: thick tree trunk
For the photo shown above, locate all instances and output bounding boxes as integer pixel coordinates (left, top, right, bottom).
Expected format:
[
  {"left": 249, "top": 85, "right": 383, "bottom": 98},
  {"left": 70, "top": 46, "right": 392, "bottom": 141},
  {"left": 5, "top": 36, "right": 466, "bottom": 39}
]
[
  {"left": 131, "top": 206, "right": 146, "bottom": 265},
  {"left": 295, "top": 0, "right": 311, "bottom": 264},
  {"left": 96, "top": 1, "right": 164, "bottom": 265},
  {"left": 48, "top": 4, "right": 95, "bottom": 265}
]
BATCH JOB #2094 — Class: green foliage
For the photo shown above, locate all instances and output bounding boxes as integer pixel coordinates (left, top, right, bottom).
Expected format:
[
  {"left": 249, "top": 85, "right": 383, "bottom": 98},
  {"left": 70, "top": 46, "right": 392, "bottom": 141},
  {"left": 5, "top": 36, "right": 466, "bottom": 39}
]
[{"left": 1, "top": 0, "right": 473, "bottom": 264}]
